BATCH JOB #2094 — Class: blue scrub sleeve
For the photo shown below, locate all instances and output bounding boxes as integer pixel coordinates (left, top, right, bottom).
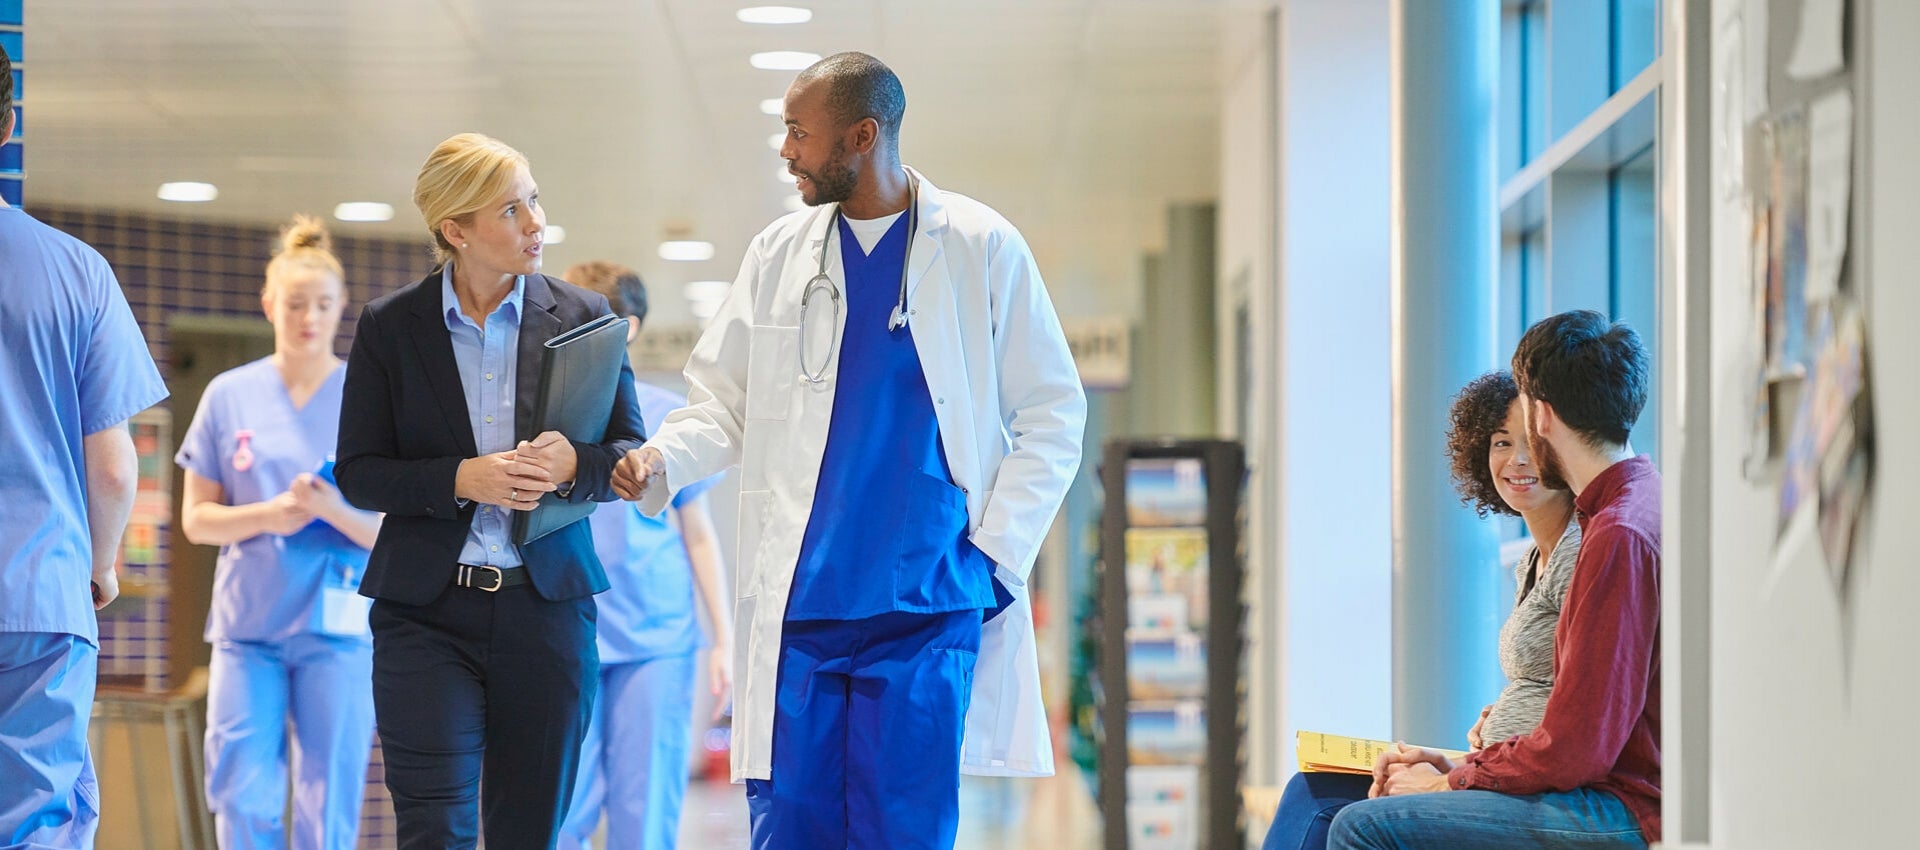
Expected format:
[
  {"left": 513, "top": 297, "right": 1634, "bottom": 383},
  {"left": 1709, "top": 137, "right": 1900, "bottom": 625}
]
[
  {"left": 670, "top": 472, "right": 717, "bottom": 510},
  {"left": 174, "top": 383, "right": 227, "bottom": 485},
  {"left": 76, "top": 260, "right": 167, "bottom": 434}
]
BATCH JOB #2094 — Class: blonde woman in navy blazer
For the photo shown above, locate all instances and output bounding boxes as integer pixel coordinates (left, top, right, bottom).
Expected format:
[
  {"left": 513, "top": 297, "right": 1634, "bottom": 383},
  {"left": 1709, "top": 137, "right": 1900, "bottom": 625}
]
[{"left": 335, "top": 133, "right": 644, "bottom": 849}]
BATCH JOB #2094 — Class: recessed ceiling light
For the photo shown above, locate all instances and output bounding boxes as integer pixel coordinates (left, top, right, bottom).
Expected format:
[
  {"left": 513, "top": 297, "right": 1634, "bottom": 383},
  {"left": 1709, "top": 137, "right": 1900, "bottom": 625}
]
[
  {"left": 683, "top": 280, "right": 731, "bottom": 302},
  {"left": 544, "top": 224, "right": 567, "bottom": 245},
  {"left": 768, "top": 131, "right": 788, "bottom": 152},
  {"left": 750, "top": 51, "right": 821, "bottom": 71},
  {"left": 783, "top": 195, "right": 808, "bottom": 213},
  {"left": 333, "top": 201, "right": 394, "bottom": 222},
  {"left": 658, "top": 240, "right": 716, "bottom": 262},
  {"left": 157, "top": 182, "right": 218, "bottom": 203},
  {"left": 737, "top": 6, "right": 813, "bottom": 25},
  {"left": 760, "top": 98, "right": 786, "bottom": 116}
]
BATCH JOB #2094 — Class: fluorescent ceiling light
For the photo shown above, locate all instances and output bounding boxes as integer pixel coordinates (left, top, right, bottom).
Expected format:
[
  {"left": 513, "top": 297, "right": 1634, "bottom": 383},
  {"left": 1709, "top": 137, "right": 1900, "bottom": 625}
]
[
  {"left": 750, "top": 51, "right": 820, "bottom": 71},
  {"left": 333, "top": 201, "right": 394, "bottom": 222},
  {"left": 544, "top": 224, "right": 567, "bottom": 245},
  {"left": 737, "top": 6, "right": 813, "bottom": 25},
  {"left": 777, "top": 165, "right": 797, "bottom": 184},
  {"left": 157, "top": 182, "right": 218, "bottom": 203},
  {"left": 783, "top": 195, "right": 808, "bottom": 213},
  {"left": 689, "top": 298, "right": 723, "bottom": 320},
  {"left": 658, "top": 240, "right": 716, "bottom": 262},
  {"left": 760, "top": 98, "right": 786, "bottom": 116},
  {"left": 768, "top": 131, "right": 787, "bottom": 151},
  {"left": 683, "top": 280, "right": 732, "bottom": 302}
]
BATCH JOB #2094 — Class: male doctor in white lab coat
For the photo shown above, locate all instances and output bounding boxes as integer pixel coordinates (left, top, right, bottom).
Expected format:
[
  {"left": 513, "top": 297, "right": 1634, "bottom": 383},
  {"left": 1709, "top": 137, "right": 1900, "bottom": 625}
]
[{"left": 612, "top": 52, "right": 1085, "bottom": 850}]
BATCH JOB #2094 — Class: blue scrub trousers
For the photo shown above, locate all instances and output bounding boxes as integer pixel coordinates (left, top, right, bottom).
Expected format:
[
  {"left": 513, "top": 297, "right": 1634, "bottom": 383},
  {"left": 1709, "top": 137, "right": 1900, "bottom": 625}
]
[
  {"left": 1327, "top": 787, "right": 1647, "bottom": 849},
  {"left": 559, "top": 651, "right": 698, "bottom": 850},
  {"left": 0, "top": 634, "right": 99, "bottom": 850},
  {"left": 746, "top": 609, "right": 980, "bottom": 850},
  {"left": 204, "top": 633, "right": 374, "bottom": 850}
]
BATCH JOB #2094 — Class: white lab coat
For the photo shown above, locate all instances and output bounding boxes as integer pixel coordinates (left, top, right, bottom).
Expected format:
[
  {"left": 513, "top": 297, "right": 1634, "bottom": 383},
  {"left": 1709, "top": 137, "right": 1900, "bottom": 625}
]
[{"left": 639, "top": 168, "right": 1087, "bottom": 782}]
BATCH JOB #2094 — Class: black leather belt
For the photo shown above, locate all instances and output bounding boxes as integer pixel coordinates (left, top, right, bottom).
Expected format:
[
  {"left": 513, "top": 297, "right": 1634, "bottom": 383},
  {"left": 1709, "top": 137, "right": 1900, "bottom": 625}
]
[{"left": 454, "top": 564, "right": 529, "bottom": 592}]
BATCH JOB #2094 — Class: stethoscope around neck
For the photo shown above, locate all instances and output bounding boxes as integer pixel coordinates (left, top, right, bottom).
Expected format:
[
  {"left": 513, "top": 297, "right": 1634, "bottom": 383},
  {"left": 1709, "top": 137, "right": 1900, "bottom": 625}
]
[{"left": 797, "top": 178, "right": 919, "bottom": 385}]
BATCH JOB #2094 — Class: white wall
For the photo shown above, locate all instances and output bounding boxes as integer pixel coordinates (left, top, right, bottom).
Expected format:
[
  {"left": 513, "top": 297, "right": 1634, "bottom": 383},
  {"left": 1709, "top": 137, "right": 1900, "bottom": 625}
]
[
  {"left": 1698, "top": 0, "right": 1920, "bottom": 846},
  {"left": 1220, "top": 0, "right": 1394, "bottom": 786}
]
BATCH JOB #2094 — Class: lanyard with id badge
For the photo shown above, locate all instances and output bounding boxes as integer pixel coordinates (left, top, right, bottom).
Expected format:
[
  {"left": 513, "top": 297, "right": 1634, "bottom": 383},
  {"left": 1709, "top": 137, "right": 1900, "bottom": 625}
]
[{"left": 312, "top": 453, "right": 373, "bottom": 638}]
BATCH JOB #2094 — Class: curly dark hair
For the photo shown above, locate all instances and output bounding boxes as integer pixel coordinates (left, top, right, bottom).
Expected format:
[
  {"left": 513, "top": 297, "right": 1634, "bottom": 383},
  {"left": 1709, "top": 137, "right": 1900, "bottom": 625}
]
[{"left": 1445, "top": 371, "right": 1521, "bottom": 518}]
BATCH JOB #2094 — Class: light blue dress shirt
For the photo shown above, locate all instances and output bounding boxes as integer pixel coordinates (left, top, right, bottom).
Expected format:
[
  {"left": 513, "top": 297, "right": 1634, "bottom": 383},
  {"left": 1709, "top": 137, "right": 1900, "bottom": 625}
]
[
  {"left": 440, "top": 264, "right": 525, "bottom": 569},
  {"left": 0, "top": 207, "right": 168, "bottom": 644},
  {"left": 175, "top": 359, "right": 372, "bottom": 643},
  {"left": 586, "top": 382, "right": 718, "bottom": 664}
]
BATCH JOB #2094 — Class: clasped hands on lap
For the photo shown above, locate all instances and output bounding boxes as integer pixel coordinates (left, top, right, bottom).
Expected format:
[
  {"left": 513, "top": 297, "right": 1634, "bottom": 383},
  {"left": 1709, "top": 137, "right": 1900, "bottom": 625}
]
[
  {"left": 1369, "top": 742, "right": 1459, "bottom": 798},
  {"left": 456, "top": 430, "right": 577, "bottom": 510}
]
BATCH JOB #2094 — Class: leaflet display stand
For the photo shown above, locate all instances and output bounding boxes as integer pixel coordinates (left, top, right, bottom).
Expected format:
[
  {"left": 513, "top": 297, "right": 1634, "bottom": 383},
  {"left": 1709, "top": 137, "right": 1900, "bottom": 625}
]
[{"left": 1095, "top": 439, "right": 1246, "bottom": 850}]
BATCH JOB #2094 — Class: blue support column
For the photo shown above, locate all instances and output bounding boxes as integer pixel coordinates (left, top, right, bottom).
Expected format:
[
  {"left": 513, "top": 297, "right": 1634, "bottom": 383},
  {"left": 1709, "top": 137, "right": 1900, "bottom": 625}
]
[
  {"left": 1389, "top": 0, "right": 1503, "bottom": 749},
  {"left": 1, "top": 0, "right": 20, "bottom": 207}
]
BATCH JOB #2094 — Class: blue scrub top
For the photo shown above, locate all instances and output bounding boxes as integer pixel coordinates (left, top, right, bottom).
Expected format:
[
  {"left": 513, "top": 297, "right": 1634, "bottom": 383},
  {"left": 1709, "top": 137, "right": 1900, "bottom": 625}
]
[
  {"left": 0, "top": 207, "right": 169, "bottom": 645},
  {"left": 176, "top": 358, "right": 370, "bottom": 644},
  {"left": 587, "top": 382, "right": 719, "bottom": 664},
  {"left": 786, "top": 214, "right": 995, "bottom": 621}
]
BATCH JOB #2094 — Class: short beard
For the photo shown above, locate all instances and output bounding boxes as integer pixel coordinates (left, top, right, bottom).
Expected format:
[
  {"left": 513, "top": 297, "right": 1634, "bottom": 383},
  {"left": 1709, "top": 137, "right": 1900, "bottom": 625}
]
[
  {"left": 803, "top": 140, "right": 860, "bottom": 206},
  {"left": 1531, "top": 428, "right": 1572, "bottom": 493}
]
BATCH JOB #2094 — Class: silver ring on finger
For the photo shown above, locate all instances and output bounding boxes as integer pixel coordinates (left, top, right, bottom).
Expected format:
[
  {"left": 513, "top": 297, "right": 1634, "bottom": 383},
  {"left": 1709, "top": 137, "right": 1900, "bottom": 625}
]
[{"left": 510, "top": 488, "right": 519, "bottom": 502}]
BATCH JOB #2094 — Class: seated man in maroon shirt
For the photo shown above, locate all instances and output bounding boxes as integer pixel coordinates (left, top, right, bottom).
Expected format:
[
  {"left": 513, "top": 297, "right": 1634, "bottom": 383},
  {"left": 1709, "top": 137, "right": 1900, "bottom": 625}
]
[{"left": 1328, "top": 309, "right": 1662, "bottom": 850}]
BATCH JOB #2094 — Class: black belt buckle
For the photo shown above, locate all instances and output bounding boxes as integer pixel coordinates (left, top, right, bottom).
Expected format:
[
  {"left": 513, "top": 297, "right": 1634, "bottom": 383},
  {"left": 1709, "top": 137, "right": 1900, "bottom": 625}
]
[{"left": 457, "top": 564, "right": 504, "bottom": 592}]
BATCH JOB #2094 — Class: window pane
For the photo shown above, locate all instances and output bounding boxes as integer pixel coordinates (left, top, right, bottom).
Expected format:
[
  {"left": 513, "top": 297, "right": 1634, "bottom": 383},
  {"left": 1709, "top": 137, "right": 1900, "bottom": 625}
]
[
  {"left": 1612, "top": 0, "right": 1660, "bottom": 90},
  {"left": 1610, "top": 146, "right": 1658, "bottom": 463},
  {"left": 1522, "top": 1, "right": 1547, "bottom": 161}
]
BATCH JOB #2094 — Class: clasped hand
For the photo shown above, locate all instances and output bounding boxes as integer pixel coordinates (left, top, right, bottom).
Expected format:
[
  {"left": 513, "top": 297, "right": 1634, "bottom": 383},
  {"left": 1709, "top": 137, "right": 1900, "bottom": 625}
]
[
  {"left": 1368, "top": 742, "right": 1457, "bottom": 798},
  {"left": 457, "top": 431, "right": 576, "bottom": 511}
]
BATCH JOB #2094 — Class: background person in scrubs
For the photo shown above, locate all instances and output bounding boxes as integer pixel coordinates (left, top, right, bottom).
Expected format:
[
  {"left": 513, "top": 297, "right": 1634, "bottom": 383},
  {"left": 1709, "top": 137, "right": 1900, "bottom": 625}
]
[
  {"left": 176, "top": 216, "right": 382, "bottom": 850},
  {"left": 557, "top": 260, "right": 734, "bottom": 850},
  {"left": 0, "top": 43, "right": 170, "bottom": 849}
]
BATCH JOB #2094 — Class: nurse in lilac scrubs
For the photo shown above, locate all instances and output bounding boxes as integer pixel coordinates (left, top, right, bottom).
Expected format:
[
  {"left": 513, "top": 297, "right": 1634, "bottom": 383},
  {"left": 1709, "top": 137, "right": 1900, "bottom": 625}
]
[{"left": 175, "top": 216, "right": 383, "bottom": 850}]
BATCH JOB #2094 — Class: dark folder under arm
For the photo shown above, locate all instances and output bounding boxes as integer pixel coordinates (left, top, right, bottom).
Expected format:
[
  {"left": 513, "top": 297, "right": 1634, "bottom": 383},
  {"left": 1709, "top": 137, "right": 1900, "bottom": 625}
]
[{"left": 511, "top": 313, "right": 635, "bottom": 544}]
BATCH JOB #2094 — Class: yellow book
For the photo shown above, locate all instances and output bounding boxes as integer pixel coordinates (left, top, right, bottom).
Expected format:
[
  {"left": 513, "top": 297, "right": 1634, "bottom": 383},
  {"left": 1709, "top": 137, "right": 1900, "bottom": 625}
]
[{"left": 1294, "top": 731, "right": 1469, "bottom": 776}]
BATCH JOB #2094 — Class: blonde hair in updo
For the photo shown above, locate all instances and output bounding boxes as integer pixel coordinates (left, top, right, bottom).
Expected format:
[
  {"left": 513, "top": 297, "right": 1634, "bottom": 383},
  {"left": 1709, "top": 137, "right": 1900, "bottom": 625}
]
[
  {"left": 264, "top": 214, "right": 345, "bottom": 299},
  {"left": 413, "top": 132, "right": 532, "bottom": 264}
]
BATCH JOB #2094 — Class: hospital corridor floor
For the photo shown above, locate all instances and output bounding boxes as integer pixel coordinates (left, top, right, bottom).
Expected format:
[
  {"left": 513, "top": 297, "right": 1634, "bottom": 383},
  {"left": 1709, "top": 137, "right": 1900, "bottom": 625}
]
[{"left": 673, "top": 766, "right": 1103, "bottom": 848}]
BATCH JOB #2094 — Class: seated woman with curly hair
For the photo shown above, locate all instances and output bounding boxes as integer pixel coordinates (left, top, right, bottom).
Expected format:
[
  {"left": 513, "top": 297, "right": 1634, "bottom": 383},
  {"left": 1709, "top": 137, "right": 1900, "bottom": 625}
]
[{"left": 1260, "top": 370, "right": 1581, "bottom": 850}]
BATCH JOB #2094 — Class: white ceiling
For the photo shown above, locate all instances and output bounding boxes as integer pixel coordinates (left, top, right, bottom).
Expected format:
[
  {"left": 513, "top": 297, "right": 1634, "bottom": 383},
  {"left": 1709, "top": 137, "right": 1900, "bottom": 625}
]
[{"left": 22, "top": 0, "right": 1225, "bottom": 322}]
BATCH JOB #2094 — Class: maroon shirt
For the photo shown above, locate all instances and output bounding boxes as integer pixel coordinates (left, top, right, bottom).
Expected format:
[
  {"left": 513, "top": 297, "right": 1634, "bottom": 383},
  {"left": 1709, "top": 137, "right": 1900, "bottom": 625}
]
[{"left": 1448, "top": 455, "right": 1663, "bottom": 843}]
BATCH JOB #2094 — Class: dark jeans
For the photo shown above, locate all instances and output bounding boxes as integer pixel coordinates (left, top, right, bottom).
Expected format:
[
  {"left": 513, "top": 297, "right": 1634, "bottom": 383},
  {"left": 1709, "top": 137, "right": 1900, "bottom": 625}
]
[
  {"left": 370, "top": 584, "right": 597, "bottom": 850},
  {"left": 1263, "top": 771, "right": 1372, "bottom": 850}
]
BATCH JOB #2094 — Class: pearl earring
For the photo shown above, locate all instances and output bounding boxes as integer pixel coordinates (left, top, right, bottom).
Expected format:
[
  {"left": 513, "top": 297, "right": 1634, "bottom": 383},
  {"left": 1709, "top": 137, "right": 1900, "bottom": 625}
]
[{"left": 461, "top": 242, "right": 469, "bottom": 248}]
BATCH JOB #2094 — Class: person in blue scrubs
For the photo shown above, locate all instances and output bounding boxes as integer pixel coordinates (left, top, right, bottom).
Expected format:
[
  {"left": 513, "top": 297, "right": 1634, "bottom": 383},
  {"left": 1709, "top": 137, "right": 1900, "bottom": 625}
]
[
  {"left": 0, "top": 44, "right": 170, "bottom": 848},
  {"left": 557, "top": 261, "right": 734, "bottom": 850},
  {"left": 176, "top": 216, "right": 382, "bottom": 850}
]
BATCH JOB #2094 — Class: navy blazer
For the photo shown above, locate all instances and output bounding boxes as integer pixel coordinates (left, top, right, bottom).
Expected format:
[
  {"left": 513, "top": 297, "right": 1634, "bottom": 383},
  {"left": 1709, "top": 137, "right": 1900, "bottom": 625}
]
[{"left": 336, "top": 270, "right": 645, "bottom": 605}]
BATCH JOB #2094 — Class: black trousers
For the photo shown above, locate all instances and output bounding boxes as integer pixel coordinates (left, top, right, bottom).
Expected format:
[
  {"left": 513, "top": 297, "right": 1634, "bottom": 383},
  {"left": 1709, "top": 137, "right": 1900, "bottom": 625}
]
[{"left": 370, "top": 583, "right": 597, "bottom": 850}]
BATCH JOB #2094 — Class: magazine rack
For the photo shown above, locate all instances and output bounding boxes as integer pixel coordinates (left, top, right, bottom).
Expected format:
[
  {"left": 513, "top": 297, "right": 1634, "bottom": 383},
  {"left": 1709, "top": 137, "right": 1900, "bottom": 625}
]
[{"left": 1095, "top": 438, "right": 1246, "bottom": 850}]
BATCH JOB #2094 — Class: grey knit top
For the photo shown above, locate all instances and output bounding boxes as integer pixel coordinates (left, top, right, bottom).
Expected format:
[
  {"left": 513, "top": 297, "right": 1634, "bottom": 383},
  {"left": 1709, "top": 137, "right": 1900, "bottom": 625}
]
[{"left": 1479, "top": 521, "right": 1583, "bottom": 744}]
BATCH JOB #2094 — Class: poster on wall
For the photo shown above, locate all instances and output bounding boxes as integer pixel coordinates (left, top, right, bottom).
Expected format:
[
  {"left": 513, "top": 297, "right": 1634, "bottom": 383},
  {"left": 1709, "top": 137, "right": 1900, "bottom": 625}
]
[
  {"left": 1766, "top": 106, "right": 1810, "bottom": 378},
  {"left": 1804, "top": 89, "right": 1854, "bottom": 305},
  {"left": 1811, "top": 304, "right": 1872, "bottom": 588}
]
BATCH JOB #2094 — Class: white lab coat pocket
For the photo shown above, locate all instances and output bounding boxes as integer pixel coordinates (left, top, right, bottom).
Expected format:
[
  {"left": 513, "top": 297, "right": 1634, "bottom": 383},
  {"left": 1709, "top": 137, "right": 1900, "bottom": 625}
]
[{"left": 746, "top": 325, "right": 799, "bottom": 420}]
